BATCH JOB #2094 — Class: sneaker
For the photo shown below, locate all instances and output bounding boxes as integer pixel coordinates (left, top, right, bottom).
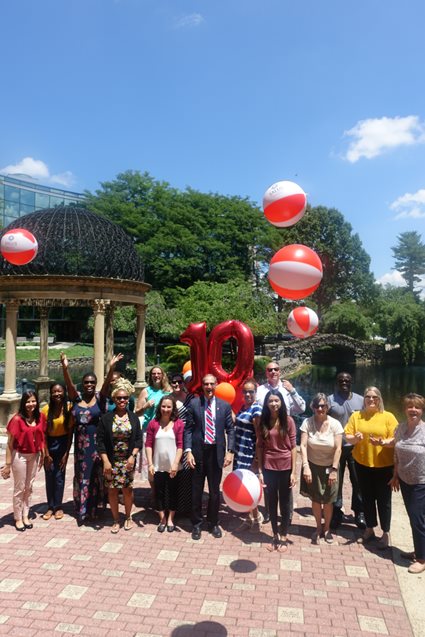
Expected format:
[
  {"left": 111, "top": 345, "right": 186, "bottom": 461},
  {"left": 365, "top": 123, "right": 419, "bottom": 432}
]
[
  {"left": 408, "top": 561, "right": 425, "bottom": 574},
  {"left": 324, "top": 531, "right": 334, "bottom": 544}
]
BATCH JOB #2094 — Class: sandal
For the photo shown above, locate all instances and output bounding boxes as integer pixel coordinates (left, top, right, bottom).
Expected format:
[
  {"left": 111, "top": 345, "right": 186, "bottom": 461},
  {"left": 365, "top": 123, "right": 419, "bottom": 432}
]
[
  {"left": 267, "top": 534, "right": 282, "bottom": 552},
  {"left": 124, "top": 518, "right": 133, "bottom": 531},
  {"left": 42, "top": 510, "right": 54, "bottom": 521},
  {"left": 324, "top": 531, "right": 334, "bottom": 544},
  {"left": 111, "top": 521, "right": 120, "bottom": 534},
  {"left": 54, "top": 510, "right": 64, "bottom": 520},
  {"left": 311, "top": 530, "right": 321, "bottom": 545}
]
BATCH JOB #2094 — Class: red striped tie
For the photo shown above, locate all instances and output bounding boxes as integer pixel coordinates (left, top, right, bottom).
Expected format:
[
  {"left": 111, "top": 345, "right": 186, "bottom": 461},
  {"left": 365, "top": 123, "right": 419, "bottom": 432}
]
[{"left": 205, "top": 399, "right": 215, "bottom": 444}]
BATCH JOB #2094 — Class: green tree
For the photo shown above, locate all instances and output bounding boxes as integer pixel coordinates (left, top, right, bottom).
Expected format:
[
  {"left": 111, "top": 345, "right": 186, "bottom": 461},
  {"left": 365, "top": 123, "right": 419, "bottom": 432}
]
[
  {"left": 321, "top": 302, "right": 372, "bottom": 340},
  {"left": 392, "top": 231, "right": 425, "bottom": 295},
  {"left": 373, "top": 286, "right": 425, "bottom": 364},
  {"left": 86, "top": 171, "right": 279, "bottom": 299},
  {"left": 281, "top": 206, "right": 376, "bottom": 312},
  {"left": 174, "top": 280, "right": 280, "bottom": 337},
  {"left": 145, "top": 291, "right": 183, "bottom": 356}
]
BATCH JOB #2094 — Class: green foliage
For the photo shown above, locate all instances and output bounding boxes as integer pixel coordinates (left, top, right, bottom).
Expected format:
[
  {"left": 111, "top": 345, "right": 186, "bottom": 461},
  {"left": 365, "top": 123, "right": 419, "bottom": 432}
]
[
  {"left": 174, "top": 280, "right": 279, "bottom": 337},
  {"left": 321, "top": 302, "right": 373, "bottom": 340},
  {"left": 253, "top": 356, "right": 272, "bottom": 377},
  {"left": 373, "top": 287, "right": 425, "bottom": 364},
  {"left": 113, "top": 306, "right": 136, "bottom": 333},
  {"left": 86, "top": 171, "right": 279, "bottom": 299},
  {"left": 162, "top": 344, "right": 190, "bottom": 371},
  {"left": 282, "top": 206, "right": 377, "bottom": 311},
  {"left": 392, "top": 231, "right": 425, "bottom": 295}
]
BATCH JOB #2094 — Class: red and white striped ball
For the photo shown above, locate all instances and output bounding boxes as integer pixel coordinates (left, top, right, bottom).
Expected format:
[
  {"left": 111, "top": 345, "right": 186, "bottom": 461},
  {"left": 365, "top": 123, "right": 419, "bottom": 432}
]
[
  {"left": 287, "top": 306, "right": 319, "bottom": 338},
  {"left": 269, "top": 244, "right": 323, "bottom": 300},
  {"left": 263, "top": 180, "right": 307, "bottom": 227},
  {"left": 222, "top": 469, "right": 263, "bottom": 513},
  {"left": 1, "top": 229, "right": 38, "bottom": 266}
]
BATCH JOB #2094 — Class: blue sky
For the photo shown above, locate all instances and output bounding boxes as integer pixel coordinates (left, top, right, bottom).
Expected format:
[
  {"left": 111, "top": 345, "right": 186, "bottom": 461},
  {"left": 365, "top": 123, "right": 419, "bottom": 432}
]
[{"left": 1, "top": 0, "right": 425, "bottom": 285}]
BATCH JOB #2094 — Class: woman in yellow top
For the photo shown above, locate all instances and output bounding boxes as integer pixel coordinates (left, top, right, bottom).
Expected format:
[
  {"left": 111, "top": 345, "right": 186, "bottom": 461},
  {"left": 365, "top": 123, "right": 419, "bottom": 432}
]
[
  {"left": 345, "top": 386, "right": 398, "bottom": 549},
  {"left": 41, "top": 383, "right": 74, "bottom": 520}
]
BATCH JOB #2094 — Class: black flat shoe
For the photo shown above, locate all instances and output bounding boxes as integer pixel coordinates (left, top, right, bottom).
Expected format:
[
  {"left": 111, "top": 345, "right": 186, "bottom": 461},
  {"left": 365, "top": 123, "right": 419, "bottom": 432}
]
[
  {"left": 209, "top": 525, "right": 222, "bottom": 539},
  {"left": 191, "top": 527, "right": 201, "bottom": 540},
  {"left": 355, "top": 513, "right": 366, "bottom": 530},
  {"left": 157, "top": 523, "right": 166, "bottom": 533},
  {"left": 23, "top": 522, "right": 33, "bottom": 529},
  {"left": 167, "top": 525, "right": 175, "bottom": 533},
  {"left": 15, "top": 523, "right": 26, "bottom": 532}
]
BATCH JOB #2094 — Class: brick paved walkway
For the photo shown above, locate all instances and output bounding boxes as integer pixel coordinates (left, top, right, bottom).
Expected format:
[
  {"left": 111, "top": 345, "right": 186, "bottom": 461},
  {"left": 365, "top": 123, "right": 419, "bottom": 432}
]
[{"left": 0, "top": 458, "right": 414, "bottom": 637}]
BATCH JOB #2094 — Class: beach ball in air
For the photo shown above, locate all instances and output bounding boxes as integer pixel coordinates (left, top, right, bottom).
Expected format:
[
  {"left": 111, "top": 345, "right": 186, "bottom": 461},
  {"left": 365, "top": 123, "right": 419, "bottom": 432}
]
[
  {"left": 263, "top": 180, "right": 307, "bottom": 227},
  {"left": 269, "top": 244, "right": 323, "bottom": 300},
  {"left": 1, "top": 229, "right": 38, "bottom": 266},
  {"left": 222, "top": 469, "right": 263, "bottom": 513},
  {"left": 287, "top": 306, "right": 319, "bottom": 338}
]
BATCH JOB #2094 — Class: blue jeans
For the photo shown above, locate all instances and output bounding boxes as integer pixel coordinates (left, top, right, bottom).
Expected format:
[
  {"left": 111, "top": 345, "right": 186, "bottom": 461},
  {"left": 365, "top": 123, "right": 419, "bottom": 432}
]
[
  {"left": 400, "top": 479, "right": 425, "bottom": 561},
  {"left": 44, "top": 435, "right": 68, "bottom": 511}
]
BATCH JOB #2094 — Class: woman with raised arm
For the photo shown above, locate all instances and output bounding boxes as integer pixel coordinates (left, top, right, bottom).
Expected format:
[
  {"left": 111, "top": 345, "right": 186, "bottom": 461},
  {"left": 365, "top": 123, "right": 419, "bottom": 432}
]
[
  {"left": 1, "top": 391, "right": 47, "bottom": 531},
  {"left": 97, "top": 379, "right": 142, "bottom": 533},
  {"left": 60, "top": 351, "right": 123, "bottom": 525},
  {"left": 41, "top": 383, "right": 74, "bottom": 521}
]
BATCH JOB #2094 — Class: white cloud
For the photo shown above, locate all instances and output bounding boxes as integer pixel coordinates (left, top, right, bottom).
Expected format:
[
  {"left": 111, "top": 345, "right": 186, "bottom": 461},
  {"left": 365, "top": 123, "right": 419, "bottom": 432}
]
[
  {"left": 0, "top": 156, "right": 75, "bottom": 187},
  {"left": 376, "top": 270, "right": 406, "bottom": 287},
  {"left": 390, "top": 188, "right": 425, "bottom": 220},
  {"left": 343, "top": 115, "right": 425, "bottom": 162},
  {"left": 173, "top": 13, "right": 204, "bottom": 29}
]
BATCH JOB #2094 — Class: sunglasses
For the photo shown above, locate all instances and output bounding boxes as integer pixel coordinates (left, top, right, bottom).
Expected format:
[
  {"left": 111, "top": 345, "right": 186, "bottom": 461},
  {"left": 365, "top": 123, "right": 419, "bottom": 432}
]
[
  {"left": 171, "top": 380, "right": 184, "bottom": 384},
  {"left": 242, "top": 390, "right": 255, "bottom": 395},
  {"left": 314, "top": 404, "right": 327, "bottom": 409},
  {"left": 365, "top": 395, "right": 378, "bottom": 400},
  {"left": 115, "top": 396, "right": 129, "bottom": 401},
  {"left": 267, "top": 367, "right": 279, "bottom": 372},
  {"left": 83, "top": 380, "right": 96, "bottom": 385}
]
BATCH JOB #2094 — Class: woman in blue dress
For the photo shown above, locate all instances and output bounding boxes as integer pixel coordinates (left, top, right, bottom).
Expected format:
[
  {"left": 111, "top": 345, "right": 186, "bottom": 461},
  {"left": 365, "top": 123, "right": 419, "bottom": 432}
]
[
  {"left": 61, "top": 352, "right": 123, "bottom": 525},
  {"left": 234, "top": 378, "right": 263, "bottom": 530}
]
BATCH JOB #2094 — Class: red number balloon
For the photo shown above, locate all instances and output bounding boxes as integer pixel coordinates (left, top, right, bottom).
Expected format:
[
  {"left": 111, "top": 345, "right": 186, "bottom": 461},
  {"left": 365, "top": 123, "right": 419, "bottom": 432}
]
[{"left": 180, "top": 320, "right": 254, "bottom": 396}]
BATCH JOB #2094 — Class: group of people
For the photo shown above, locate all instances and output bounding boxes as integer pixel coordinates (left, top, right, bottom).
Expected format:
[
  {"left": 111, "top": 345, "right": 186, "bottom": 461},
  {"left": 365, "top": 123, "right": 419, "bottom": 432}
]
[{"left": 1, "top": 358, "right": 424, "bottom": 575}]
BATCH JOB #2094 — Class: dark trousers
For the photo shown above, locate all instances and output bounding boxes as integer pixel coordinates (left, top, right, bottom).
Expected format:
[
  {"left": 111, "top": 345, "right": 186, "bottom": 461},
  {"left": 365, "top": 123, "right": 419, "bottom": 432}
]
[
  {"left": 262, "top": 468, "right": 291, "bottom": 535},
  {"left": 44, "top": 434, "right": 68, "bottom": 511},
  {"left": 355, "top": 462, "right": 393, "bottom": 532},
  {"left": 191, "top": 444, "right": 222, "bottom": 528},
  {"left": 400, "top": 479, "right": 425, "bottom": 560},
  {"left": 154, "top": 471, "right": 178, "bottom": 512},
  {"left": 333, "top": 445, "right": 363, "bottom": 514}
]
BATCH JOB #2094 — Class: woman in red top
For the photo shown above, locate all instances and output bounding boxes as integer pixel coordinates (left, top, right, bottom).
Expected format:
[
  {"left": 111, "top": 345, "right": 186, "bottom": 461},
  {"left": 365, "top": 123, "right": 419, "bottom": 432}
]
[
  {"left": 257, "top": 390, "right": 297, "bottom": 551},
  {"left": 1, "top": 391, "right": 47, "bottom": 531}
]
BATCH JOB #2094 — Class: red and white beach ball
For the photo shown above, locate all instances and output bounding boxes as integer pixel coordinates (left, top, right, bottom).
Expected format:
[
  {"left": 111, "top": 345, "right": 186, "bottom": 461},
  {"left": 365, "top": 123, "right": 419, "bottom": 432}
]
[
  {"left": 1, "top": 229, "right": 38, "bottom": 266},
  {"left": 222, "top": 469, "right": 263, "bottom": 513},
  {"left": 287, "top": 306, "right": 319, "bottom": 338},
  {"left": 269, "top": 244, "right": 323, "bottom": 300},
  {"left": 263, "top": 180, "right": 307, "bottom": 227}
]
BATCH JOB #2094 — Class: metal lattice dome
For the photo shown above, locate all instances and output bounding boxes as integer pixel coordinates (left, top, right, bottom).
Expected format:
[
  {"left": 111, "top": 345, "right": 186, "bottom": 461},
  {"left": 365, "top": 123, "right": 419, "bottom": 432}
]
[{"left": 0, "top": 205, "right": 144, "bottom": 281}]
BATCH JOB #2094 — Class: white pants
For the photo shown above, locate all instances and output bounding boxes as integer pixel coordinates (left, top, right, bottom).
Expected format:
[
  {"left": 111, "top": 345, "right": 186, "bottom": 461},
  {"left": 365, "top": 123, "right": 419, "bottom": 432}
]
[{"left": 12, "top": 451, "right": 39, "bottom": 521}]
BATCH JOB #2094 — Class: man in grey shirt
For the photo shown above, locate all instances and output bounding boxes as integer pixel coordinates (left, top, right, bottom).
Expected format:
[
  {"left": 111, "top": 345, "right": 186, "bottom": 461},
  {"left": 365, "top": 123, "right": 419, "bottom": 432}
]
[{"left": 328, "top": 372, "right": 365, "bottom": 529}]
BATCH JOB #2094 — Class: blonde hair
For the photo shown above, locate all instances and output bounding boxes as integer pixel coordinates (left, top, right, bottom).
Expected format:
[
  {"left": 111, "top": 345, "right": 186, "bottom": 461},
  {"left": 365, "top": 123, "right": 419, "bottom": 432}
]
[
  {"left": 403, "top": 393, "right": 425, "bottom": 410},
  {"left": 363, "top": 386, "right": 384, "bottom": 413},
  {"left": 111, "top": 378, "right": 135, "bottom": 399}
]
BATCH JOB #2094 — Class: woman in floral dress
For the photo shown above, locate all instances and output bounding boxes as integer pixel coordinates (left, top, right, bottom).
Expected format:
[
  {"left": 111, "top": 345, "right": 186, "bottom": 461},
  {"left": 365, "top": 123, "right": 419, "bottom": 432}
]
[
  {"left": 97, "top": 380, "right": 142, "bottom": 533},
  {"left": 61, "top": 352, "right": 123, "bottom": 525}
]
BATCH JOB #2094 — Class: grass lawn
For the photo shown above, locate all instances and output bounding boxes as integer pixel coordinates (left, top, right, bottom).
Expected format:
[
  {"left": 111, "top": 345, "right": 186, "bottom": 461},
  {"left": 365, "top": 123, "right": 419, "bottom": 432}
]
[{"left": 0, "top": 345, "right": 94, "bottom": 363}]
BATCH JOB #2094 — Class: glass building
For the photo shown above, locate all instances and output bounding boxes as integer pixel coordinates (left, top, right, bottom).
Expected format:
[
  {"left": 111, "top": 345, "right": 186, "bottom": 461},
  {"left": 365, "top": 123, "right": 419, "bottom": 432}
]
[{"left": 0, "top": 174, "right": 85, "bottom": 227}]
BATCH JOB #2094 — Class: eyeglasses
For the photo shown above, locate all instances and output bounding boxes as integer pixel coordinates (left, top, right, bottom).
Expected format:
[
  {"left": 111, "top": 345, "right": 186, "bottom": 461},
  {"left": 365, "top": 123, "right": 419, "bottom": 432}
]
[
  {"left": 242, "top": 390, "right": 255, "bottom": 395},
  {"left": 266, "top": 367, "right": 279, "bottom": 372},
  {"left": 83, "top": 380, "right": 96, "bottom": 385},
  {"left": 115, "top": 396, "right": 129, "bottom": 401},
  {"left": 365, "top": 395, "right": 378, "bottom": 400}
]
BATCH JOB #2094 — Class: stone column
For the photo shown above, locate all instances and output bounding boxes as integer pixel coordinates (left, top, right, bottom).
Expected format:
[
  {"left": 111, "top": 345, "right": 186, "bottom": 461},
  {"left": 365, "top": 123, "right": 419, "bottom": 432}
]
[
  {"left": 134, "top": 303, "right": 147, "bottom": 395},
  {"left": 0, "top": 300, "right": 20, "bottom": 431},
  {"left": 34, "top": 306, "right": 52, "bottom": 404},
  {"left": 105, "top": 303, "right": 115, "bottom": 373},
  {"left": 1, "top": 300, "right": 20, "bottom": 397},
  {"left": 92, "top": 299, "right": 106, "bottom": 390}
]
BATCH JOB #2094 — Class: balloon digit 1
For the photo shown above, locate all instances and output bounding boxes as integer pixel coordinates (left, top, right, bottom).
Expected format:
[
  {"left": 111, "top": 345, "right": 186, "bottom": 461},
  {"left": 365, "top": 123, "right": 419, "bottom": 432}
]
[{"left": 179, "top": 322, "right": 209, "bottom": 394}]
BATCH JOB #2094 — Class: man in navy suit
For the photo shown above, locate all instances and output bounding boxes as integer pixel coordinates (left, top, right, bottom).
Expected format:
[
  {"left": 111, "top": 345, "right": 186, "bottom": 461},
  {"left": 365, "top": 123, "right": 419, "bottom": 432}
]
[{"left": 184, "top": 374, "right": 235, "bottom": 540}]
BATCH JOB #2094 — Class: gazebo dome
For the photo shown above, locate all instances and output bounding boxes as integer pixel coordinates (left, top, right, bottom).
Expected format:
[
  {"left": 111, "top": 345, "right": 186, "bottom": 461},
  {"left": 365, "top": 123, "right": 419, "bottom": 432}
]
[{"left": 0, "top": 205, "right": 144, "bottom": 281}]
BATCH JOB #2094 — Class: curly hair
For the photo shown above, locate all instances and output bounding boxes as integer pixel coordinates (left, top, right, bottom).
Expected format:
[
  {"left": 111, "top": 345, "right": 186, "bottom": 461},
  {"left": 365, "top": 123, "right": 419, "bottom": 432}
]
[{"left": 111, "top": 378, "right": 135, "bottom": 399}]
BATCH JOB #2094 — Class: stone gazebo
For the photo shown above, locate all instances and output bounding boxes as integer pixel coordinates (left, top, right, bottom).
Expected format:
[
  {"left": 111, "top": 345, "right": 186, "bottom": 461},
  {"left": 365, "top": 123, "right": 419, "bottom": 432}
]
[{"left": 0, "top": 205, "right": 150, "bottom": 426}]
